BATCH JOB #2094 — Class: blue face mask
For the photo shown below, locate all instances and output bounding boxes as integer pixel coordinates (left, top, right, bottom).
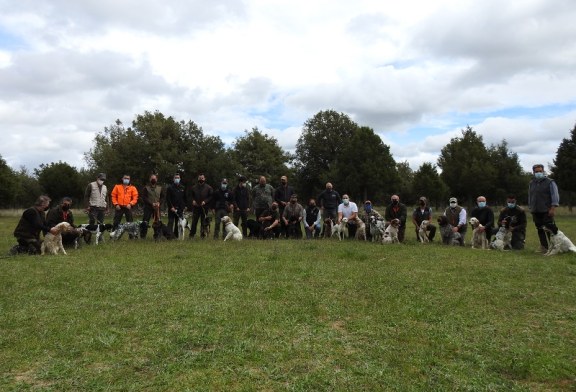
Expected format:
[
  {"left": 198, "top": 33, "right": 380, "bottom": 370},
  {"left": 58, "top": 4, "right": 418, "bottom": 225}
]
[
  {"left": 365, "top": 205, "right": 372, "bottom": 212},
  {"left": 477, "top": 202, "right": 486, "bottom": 208},
  {"left": 534, "top": 172, "right": 545, "bottom": 179},
  {"left": 221, "top": 184, "right": 227, "bottom": 190},
  {"left": 507, "top": 203, "right": 516, "bottom": 208},
  {"left": 174, "top": 179, "right": 180, "bottom": 185},
  {"left": 123, "top": 179, "right": 130, "bottom": 185},
  {"left": 342, "top": 199, "right": 349, "bottom": 206}
]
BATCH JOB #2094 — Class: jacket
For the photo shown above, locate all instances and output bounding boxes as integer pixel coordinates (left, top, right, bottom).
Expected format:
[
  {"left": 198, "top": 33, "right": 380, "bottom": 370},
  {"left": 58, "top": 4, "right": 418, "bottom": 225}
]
[{"left": 111, "top": 184, "right": 139, "bottom": 207}]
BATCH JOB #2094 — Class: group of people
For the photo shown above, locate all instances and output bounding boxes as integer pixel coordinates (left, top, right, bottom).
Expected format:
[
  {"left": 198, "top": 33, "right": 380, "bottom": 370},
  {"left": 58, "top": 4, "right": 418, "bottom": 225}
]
[{"left": 10, "top": 164, "right": 562, "bottom": 254}]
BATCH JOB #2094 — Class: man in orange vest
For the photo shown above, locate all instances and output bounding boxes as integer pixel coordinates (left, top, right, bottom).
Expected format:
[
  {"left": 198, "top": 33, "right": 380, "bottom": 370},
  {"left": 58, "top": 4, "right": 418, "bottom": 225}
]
[{"left": 111, "top": 174, "right": 139, "bottom": 232}]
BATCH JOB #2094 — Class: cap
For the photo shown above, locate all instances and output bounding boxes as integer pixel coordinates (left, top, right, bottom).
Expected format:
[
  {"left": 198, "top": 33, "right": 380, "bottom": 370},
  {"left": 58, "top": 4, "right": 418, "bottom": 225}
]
[
  {"left": 97, "top": 173, "right": 106, "bottom": 180},
  {"left": 449, "top": 197, "right": 457, "bottom": 203}
]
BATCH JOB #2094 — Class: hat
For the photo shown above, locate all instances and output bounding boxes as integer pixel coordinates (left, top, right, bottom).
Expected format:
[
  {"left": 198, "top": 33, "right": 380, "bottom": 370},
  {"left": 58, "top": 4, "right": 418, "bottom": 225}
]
[
  {"left": 364, "top": 200, "right": 372, "bottom": 204},
  {"left": 449, "top": 197, "right": 457, "bottom": 203},
  {"left": 419, "top": 197, "right": 427, "bottom": 202},
  {"left": 97, "top": 173, "right": 106, "bottom": 180}
]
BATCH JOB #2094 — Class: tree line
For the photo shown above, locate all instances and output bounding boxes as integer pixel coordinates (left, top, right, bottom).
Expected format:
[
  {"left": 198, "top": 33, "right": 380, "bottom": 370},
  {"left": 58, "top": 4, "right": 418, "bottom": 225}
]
[{"left": 1, "top": 110, "right": 575, "bottom": 210}]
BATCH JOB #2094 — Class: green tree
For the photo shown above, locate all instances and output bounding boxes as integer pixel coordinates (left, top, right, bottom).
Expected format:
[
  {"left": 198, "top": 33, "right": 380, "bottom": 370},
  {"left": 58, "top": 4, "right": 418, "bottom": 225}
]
[
  {"left": 0, "top": 155, "right": 19, "bottom": 208},
  {"left": 231, "top": 127, "right": 293, "bottom": 186},
  {"left": 437, "top": 126, "right": 495, "bottom": 206},
  {"left": 295, "top": 110, "right": 359, "bottom": 198},
  {"left": 487, "top": 140, "right": 527, "bottom": 204},
  {"left": 412, "top": 162, "right": 448, "bottom": 209},
  {"left": 395, "top": 161, "right": 414, "bottom": 204},
  {"left": 35, "top": 161, "right": 84, "bottom": 203},
  {"left": 551, "top": 123, "right": 576, "bottom": 210},
  {"left": 14, "top": 167, "right": 43, "bottom": 208}
]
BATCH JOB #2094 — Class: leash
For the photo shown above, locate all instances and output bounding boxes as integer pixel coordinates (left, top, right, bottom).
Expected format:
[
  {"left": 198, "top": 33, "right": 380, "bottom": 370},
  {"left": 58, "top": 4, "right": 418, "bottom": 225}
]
[{"left": 153, "top": 205, "right": 161, "bottom": 225}]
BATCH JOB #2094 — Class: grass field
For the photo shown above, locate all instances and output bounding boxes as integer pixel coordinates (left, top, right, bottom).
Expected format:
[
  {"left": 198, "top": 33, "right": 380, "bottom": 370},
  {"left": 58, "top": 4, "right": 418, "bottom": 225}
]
[{"left": 1, "top": 210, "right": 575, "bottom": 391}]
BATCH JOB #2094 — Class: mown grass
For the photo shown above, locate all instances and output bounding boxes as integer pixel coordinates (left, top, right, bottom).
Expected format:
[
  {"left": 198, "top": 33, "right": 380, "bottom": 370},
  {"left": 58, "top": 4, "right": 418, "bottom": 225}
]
[{"left": 1, "top": 211, "right": 575, "bottom": 391}]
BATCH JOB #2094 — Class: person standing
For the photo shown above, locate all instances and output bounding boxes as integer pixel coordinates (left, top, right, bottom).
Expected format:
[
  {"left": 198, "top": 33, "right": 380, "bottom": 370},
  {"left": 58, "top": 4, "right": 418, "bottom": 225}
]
[
  {"left": 212, "top": 178, "right": 234, "bottom": 240},
  {"left": 444, "top": 197, "right": 467, "bottom": 245},
  {"left": 12, "top": 195, "right": 58, "bottom": 254},
  {"left": 166, "top": 173, "right": 187, "bottom": 238},
  {"left": 252, "top": 176, "right": 274, "bottom": 220},
  {"left": 412, "top": 196, "right": 436, "bottom": 242},
  {"left": 232, "top": 176, "right": 251, "bottom": 237},
  {"left": 385, "top": 195, "right": 408, "bottom": 242},
  {"left": 140, "top": 173, "right": 165, "bottom": 239},
  {"left": 497, "top": 195, "right": 527, "bottom": 250},
  {"left": 317, "top": 182, "right": 340, "bottom": 221},
  {"left": 274, "top": 175, "right": 295, "bottom": 238},
  {"left": 187, "top": 173, "right": 213, "bottom": 238},
  {"left": 528, "top": 164, "right": 560, "bottom": 253},
  {"left": 111, "top": 174, "right": 139, "bottom": 231},
  {"left": 84, "top": 172, "right": 108, "bottom": 225}
]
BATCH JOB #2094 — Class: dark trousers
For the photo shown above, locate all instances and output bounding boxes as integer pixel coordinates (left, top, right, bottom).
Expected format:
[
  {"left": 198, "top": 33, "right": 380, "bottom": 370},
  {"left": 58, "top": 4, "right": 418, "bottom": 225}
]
[
  {"left": 532, "top": 212, "right": 558, "bottom": 248},
  {"left": 17, "top": 237, "right": 41, "bottom": 254},
  {"left": 113, "top": 206, "right": 133, "bottom": 230},
  {"left": 190, "top": 207, "right": 208, "bottom": 237},
  {"left": 88, "top": 206, "right": 105, "bottom": 225},
  {"left": 167, "top": 209, "right": 183, "bottom": 237},
  {"left": 213, "top": 209, "right": 228, "bottom": 239},
  {"left": 233, "top": 210, "right": 249, "bottom": 237},
  {"left": 141, "top": 206, "right": 155, "bottom": 238}
]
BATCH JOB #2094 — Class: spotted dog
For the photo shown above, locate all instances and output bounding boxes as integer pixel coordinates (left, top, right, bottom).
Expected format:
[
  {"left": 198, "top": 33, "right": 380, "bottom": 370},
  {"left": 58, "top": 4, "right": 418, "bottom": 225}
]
[
  {"left": 382, "top": 219, "right": 400, "bottom": 244},
  {"left": 437, "top": 216, "right": 463, "bottom": 246},
  {"left": 369, "top": 216, "right": 385, "bottom": 243},
  {"left": 491, "top": 225, "right": 512, "bottom": 251},
  {"left": 417, "top": 220, "right": 430, "bottom": 243},
  {"left": 542, "top": 226, "right": 576, "bottom": 256},
  {"left": 332, "top": 217, "right": 348, "bottom": 241},
  {"left": 110, "top": 221, "right": 145, "bottom": 241}
]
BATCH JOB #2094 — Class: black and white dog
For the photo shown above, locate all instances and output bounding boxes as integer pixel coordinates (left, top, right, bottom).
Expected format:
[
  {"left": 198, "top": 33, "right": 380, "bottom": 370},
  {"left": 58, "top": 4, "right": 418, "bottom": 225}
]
[
  {"left": 77, "top": 223, "right": 114, "bottom": 245},
  {"left": 110, "top": 221, "right": 146, "bottom": 241},
  {"left": 437, "top": 216, "right": 463, "bottom": 246}
]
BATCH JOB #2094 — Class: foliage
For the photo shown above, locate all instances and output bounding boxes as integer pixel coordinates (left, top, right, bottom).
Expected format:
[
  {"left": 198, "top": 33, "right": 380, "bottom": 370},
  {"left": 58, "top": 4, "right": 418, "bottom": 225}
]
[
  {"left": 34, "top": 161, "right": 84, "bottom": 204},
  {"left": 412, "top": 162, "right": 448, "bottom": 208},
  {"left": 231, "top": 127, "right": 293, "bottom": 185},
  {"left": 295, "top": 110, "right": 359, "bottom": 199},
  {"left": 551, "top": 123, "right": 576, "bottom": 208},
  {"left": 0, "top": 155, "right": 19, "bottom": 208},
  {"left": 395, "top": 161, "right": 414, "bottom": 204},
  {"left": 437, "top": 126, "right": 495, "bottom": 206},
  {"left": 487, "top": 140, "right": 527, "bottom": 204}
]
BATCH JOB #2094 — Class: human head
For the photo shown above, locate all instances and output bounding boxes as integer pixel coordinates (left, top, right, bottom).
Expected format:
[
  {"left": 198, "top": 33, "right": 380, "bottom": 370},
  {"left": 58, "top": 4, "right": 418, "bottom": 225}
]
[
  {"left": 342, "top": 194, "right": 350, "bottom": 205},
  {"left": 238, "top": 175, "right": 247, "bottom": 187},
  {"left": 506, "top": 195, "right": 517, "bottom": 208},
  {"left": 281, "top": 175, "right": 288, "bottom": 185},
  {"left": 173, "top": 173, "right": 181, "bottom": 185},
  {"left": 34, "top": 195, "right": 51, "bottom": 211},
  {"left": 532, "top": 164, "right": 545, "bottom": 179},
  {"left": 364, "top": 200, "right": 372, "bottom": 212},
  {"left": 308, "top": 198, "right": 316, "bottom": 207},
  {"left": 449, "top": 197, "right": 458, "bottom": 207},
  {"left": 259, "top": 176, "right": 267, "bottom": 186},
  {"left": 326, "top": 182, "right": 333, "bottom": 190},
  {"left": 198, "top": 173, "right": 206, "bottom": 183},
  {"left": 290, "top": 193, "right": 298, "bottom": 203},
  {"left": 149, "top": 174, "right": 158, "bottom": 184},
  {"left": 97, "top": 173, "right": 106, "bottom": 181},
  {"left": 419, "top": 196, "right": 427, "bottom": 206},
  {"left": 391, "top": 195, "right": 400, "bottom": 205},
  {"left": 221, "top": 178, "right": 228, "bottom": 190},
  {"left": 271, "top": 201, "right": 278, "bottom": 210},
  {"left": 61, "top": 196, "right": 73, "bottom": 208},
  {"left": 476, "top": 196, "right": 487, "bottom": 207}
]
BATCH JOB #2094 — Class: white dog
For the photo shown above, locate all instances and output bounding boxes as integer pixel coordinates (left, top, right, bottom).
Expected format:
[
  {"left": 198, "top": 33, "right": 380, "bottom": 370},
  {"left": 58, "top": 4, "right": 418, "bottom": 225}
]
[
  {"left": 177, "top": 212, "right": 188, "bottom": 240},
  {"left": 353, "top": 217, "right": 366, "bottom": 241},
  {"left": 332, "top": 217, "right": 348, "bottom": 240},
  {"left": 491, "top": 225, "right": 512, "bottom": 251},
  {"left": 382, "top": 219, "right": 400, "bottom": 244},
  {"left": 41, "top": 222, "right": 74, "bottom": 255},
  {"left": 469, "top": 217, "right": 489, "bottom": 249},
  {"left": 110, "top": 221, "right": 144, "bottom": 241},
  {"left": 418, "top": 220, "right": 430, "bottom": 243},
  {"left": 543, "top": 227, "right": 576, "bottom": 256},
  {"left": 369, "top": 216, "right": 385, "bottom": 243},
  {"left": 222, "top": 216, "right": 243, "bottom": 241}
]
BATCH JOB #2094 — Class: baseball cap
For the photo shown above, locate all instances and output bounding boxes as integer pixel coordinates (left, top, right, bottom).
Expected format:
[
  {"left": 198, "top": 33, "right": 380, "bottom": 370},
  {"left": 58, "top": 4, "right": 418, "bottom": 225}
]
[
  {"left": 449, "top": 197, "right": 457, "bottom": 203},
  {"left": 97, "top": 173, "right": 106, "bottom": 180}
]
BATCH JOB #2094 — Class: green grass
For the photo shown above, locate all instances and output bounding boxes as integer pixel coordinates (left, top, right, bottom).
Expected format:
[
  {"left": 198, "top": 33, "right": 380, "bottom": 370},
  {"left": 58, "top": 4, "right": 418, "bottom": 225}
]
[{"left": 1, "top": 211, "right": 576, "bottom": 391}]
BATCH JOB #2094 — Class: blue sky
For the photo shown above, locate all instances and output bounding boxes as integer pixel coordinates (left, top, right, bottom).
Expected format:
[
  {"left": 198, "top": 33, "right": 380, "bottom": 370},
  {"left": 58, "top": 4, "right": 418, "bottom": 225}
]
[{"left": 1, "top": 0, "right": 575, "bottom": 174}]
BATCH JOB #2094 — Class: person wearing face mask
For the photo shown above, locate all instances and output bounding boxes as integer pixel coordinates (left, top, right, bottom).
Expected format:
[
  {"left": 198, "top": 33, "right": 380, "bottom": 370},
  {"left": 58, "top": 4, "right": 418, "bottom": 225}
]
[
  {"left": 528, "top": 164, "right": 560, "bottom": 253},
  {"left": 384, "top": 195, "right": 408, "bottom": 242},
  {"left": 84, "top": 173, "right": 108, "bottom": 226},
  {"left": 361, "top": 200, "right": 382, "bottom": 241},
  {"left": 111, "top": 174, "right": 139, "bottom": 232},
  {"left": 337, "top": 194, "right": 359, "bottom": 238},
  {"left": 212, "top": 178, "right": 234, "bottom": 240},
  {"left": 274, "top": 175, "right": 295, "bottom": 238},
  {"left": 470, "top": 196, "right": 495, "bottom": 242},
  {"left": 303, "top": 198, "right": 322, "bottom": 239},
  {"left": 232, "top": 176, "right": 251, "bottom": 237},
  {"left": 140, "top": 174, "right": 165, "bottom": 239},
  {"left": 11, "top": 195, "right": 58, "bottom": 255},
  {"left": 166, "top": 173, "right": 187, "bottom": 238},
  {"left": 412, "top": 196, "right": 436, "bottom": 242},
  {"left": 259, "top": 201, "right": 281, "bottom": 239},
  {"left": 444, "top": 197, "right": 467, "bottom": 245},
  {"left": 282, "top": 193, "right": 304, "bottom": 239},
  {"left": 497, "top": 195, "right": 527, "bottom": 250},
  {"left": 46, "top": 196, "right": 78, "bottom": 247},
  {"left": 187, "top": 173, "right": 214, "bottom": 239}
]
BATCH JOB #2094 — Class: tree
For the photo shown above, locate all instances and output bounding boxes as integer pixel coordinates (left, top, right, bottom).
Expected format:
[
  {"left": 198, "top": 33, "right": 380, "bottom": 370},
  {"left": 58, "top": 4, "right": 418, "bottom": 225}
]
[
  {"left": 437, "top": 126, "right": 496, "bottom": 206},
  {"left": 231, "top": 127, "right": 293, "bottom": 186},
  {"left": 332, "top": 126, "right": 398, "bottom": 203},
  {"left": 295, "top": 110, "right": 359, "bottom": 198},
  {"left": 0, "top": 155, "right": 19, "bottom": 208},
  {"left": 35, "top": 161, "right": 84, "bottom": 203},
  {"left": 487, "top": 140, "right": 527, "bottom": 204},
  {"left": 412, "top": 162, "right": 448, "bottom": 209},
  {"left": 395, "top": 161, "right": 414, "bottom": 204},
  {"left": 551, "top": 123, "right": 576, "bottom": 210}
]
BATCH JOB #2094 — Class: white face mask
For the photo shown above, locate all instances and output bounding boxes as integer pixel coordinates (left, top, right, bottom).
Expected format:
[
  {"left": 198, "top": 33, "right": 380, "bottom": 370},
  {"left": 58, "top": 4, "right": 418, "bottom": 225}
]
[
  {"left": 174, "top": 178, "right": 181, "bottom": 185},
  {"left": 342, "top": 199, "right": 349, "bottom": 206},
  {"left": 97, "top": 179, "right": 104, "bottom": 186}
]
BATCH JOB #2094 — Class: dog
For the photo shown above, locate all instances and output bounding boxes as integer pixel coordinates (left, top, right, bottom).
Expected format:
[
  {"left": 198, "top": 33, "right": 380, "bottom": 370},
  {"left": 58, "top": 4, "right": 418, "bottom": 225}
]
[
  {"left": 437, "top": 216, "right": 463, "bottom": 246},
  {"left": 331, "top": 217, "right": 348, "bottom": 240},
  {"left": 246, "top": 219, "right": 261, "bottom": 238},
  {"left": 469, "top": 217, "right": 489, "bottom": 249},
  {"left": 41, "top": 222, "right": 74, "bottom": 255},
  {"left": 201, "top": 215, "right": 212, "bottom": 238},
  {"left": 369, "top": 216, "right": 385, "bottom": 243},
  {"left": 110, "top": 221, "right": 145, "bottom": 241},
  {"left": 352, "top": 217, "right": 366, "bottom": 241},
  {"left": 490, "top": 225, "right": 512, "bottom": 251},
  {"left": 221, "top": 216, "right": 243, "bottom": 241},
  {"left": 152, "top": 220, "right": 175, "bottom": 240},
  {"left": 322, "top": 218, "right": 333, "bottom": 239},
  {"left": 78, "top": 223, "right": 114, "bottom": 245},
  {"left": 542, "top": 226, "right": 576, "bottom": 256},
  {"left": 382, "top": 219, "right": 400, "bottom": 244},
  {"left": 418, "top": 220, "right": 430, "bottom": 243},
  {"left": 176, "top": 212, "right": 189, "bottom": 240}
]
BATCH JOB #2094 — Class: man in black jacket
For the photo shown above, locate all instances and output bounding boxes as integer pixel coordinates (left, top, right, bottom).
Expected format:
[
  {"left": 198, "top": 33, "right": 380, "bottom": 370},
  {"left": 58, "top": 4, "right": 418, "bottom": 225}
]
[
  {"left": 166, "top": 173, "right": 187, "bottom": 238},
  {"left": 12, "top": 195, "right": 58, "bottom": 255},
  {"left": 212, "top": 178, "right": 234, "bottom": 240}
]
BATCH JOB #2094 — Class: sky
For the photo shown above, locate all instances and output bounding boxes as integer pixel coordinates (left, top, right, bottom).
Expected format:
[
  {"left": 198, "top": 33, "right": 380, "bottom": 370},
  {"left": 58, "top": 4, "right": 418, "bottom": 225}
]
[{"left": 1, "top": 0, "right": 576, "bottom": 174}]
